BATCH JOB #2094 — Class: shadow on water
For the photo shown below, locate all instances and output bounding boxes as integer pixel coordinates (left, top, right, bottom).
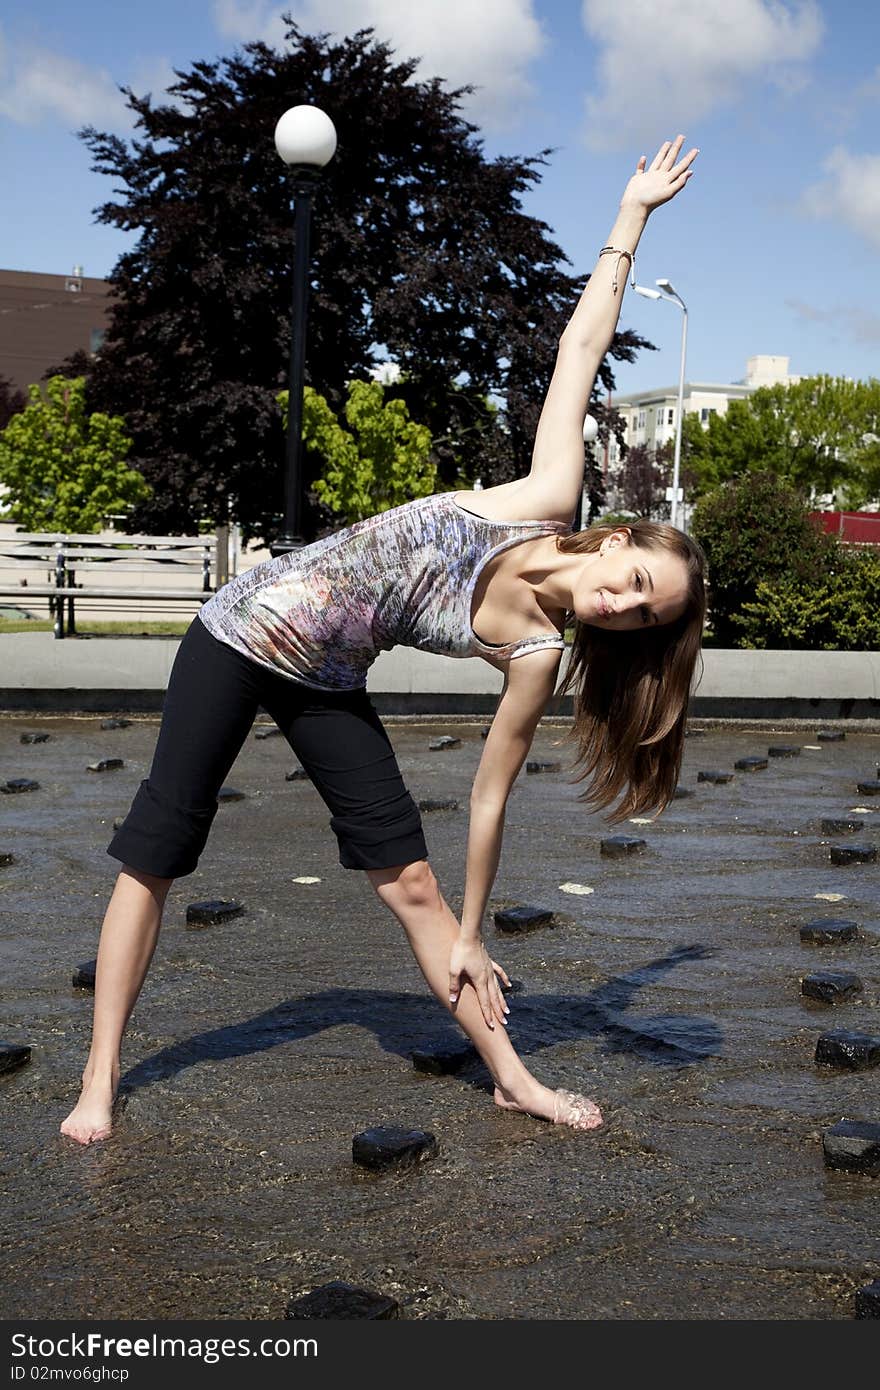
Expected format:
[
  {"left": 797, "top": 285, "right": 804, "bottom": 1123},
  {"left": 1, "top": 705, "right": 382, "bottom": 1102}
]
[{"left": 120, "top": 943, "right": 722, "bottom": 1097}]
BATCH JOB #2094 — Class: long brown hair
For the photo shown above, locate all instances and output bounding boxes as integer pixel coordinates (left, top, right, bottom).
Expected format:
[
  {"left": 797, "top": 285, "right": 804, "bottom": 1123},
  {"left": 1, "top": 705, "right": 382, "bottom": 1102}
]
[{"left": 547, "top": 519, "right": 707, "bottom": 822}]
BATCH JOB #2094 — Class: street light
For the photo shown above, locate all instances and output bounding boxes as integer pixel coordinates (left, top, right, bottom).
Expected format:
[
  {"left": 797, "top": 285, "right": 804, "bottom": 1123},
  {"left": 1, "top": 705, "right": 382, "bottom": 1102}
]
[
  {"left": 634, "top": 278, "right": 688, "bottom": 528},
  {"left": 271, "top": 105, "right": 338, "bottom": 557}
]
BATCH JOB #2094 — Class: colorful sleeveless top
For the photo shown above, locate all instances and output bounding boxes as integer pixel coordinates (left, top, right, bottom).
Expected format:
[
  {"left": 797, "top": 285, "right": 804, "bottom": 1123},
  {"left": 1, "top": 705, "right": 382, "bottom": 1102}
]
[{"left": 198, "top": 491, "right": 571, "bottom": 691}]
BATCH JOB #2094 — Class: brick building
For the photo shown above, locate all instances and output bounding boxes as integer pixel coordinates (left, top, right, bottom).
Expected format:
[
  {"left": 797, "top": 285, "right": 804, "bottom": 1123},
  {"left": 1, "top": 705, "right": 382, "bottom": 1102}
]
[{"left": 0, "top": 268, "right": 112, "bottom": 394}]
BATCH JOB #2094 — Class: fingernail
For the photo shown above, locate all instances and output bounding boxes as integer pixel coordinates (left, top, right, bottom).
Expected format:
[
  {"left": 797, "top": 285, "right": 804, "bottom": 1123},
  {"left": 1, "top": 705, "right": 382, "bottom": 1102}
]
[{"left": 449, "top": 994, "right": 457, "bottom": 1003}]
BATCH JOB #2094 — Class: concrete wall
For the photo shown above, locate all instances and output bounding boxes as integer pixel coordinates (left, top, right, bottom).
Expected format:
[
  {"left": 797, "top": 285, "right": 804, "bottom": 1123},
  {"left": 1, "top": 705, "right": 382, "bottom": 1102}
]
[{"left": 2, "top": 633, "right": 879, "bottom": 718}]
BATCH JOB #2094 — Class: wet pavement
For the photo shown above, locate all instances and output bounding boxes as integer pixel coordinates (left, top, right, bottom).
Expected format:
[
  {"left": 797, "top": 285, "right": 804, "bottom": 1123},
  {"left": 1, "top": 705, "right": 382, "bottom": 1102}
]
[{"left": 1, "top": 712, "right": 879, "bottom": 1320}]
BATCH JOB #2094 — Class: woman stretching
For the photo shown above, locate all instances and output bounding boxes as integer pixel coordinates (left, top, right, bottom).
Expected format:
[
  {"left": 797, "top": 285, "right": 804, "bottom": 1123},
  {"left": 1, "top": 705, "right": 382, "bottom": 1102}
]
[{"left": 61, "top": 136, "right": 704, "bottom": 1146}]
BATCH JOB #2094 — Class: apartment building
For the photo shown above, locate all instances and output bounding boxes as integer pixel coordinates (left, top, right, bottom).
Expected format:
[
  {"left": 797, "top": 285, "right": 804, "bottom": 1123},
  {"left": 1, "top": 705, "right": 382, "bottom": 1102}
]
[{"left": 600, "top": 355, "right": 801, "bottom": 470}]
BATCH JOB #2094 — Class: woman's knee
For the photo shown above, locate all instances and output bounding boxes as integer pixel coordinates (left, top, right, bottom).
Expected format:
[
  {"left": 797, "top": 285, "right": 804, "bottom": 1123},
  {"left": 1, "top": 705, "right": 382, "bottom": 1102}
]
[
  {"left": 119, "top": 864, "right": 175, "bottom": 903},
  {"left": 367, "top": 858, "right": 436, "bottom": 906}
]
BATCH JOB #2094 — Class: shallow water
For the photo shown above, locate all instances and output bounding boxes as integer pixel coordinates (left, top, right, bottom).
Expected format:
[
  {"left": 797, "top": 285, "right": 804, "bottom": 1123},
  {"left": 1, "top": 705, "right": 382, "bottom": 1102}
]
[{"left": 1, "top": 713, "right": 878, "bottom": 1320}]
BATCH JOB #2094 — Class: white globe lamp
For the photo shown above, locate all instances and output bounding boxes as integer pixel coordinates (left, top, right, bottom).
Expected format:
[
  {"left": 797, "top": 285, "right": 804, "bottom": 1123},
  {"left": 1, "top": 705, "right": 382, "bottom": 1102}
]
[{"left": 274, "top": 105, "right": 337, "bottom": 168}]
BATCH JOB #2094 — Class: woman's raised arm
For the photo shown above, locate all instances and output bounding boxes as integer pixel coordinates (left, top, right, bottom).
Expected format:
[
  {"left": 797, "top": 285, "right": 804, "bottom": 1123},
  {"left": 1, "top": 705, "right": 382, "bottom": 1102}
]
[{"left": 528, "top": 136, "right": 699, "bottom": 516}]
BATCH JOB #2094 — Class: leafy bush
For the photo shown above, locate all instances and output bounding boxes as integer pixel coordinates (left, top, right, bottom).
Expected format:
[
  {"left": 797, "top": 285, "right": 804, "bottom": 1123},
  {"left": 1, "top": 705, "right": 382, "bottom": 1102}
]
[
  {"left": 690, "top": 471, "right": 833, "bottom": 647},
  {"left": 734, "top": 545, "right": 880, "bottom": 650}
]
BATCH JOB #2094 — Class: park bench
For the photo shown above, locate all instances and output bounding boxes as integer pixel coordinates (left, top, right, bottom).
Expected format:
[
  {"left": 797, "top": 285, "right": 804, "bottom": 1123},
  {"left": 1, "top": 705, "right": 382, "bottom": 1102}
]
[{"left": 0, "top": 532, "right": 221, "bottom": 638}]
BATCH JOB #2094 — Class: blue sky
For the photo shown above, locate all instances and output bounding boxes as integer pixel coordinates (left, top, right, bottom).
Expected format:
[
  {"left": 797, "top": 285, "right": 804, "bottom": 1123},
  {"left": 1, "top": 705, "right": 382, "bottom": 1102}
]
[{"left": 1, "top": 1, "right": 877, "bottom": 397}]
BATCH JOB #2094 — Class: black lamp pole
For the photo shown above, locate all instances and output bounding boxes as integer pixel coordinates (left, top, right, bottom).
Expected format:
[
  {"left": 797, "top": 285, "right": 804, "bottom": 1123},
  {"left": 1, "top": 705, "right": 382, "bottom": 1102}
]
[
  {"left": 271, "top": 166, "right": 320, "bottom": 558},
  {"left": 269, "top": 104, "right": 336, "bottom": 556}
]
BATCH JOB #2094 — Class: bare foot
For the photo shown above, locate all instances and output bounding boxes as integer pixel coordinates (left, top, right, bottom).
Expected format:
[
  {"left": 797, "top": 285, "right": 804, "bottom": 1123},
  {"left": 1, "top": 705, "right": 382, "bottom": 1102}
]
[
  {"left": 494, "top": 1080, "right": 603, "bottom": 1131},
  {"left": 60, "top": 1068, "right": 119, "bottom": 1145}
]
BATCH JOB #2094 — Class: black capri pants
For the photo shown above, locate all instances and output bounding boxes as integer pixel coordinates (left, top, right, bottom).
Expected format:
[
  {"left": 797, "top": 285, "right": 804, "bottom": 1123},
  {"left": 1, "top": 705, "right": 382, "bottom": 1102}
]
[{"left": 107, "top": 616, "right": 428, "bottom": 878}]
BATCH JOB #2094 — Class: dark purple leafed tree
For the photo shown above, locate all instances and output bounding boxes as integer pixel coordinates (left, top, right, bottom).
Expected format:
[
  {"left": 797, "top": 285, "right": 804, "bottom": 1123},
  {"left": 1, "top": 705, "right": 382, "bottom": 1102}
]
[
  {"left": 70, "top": 22, "right": 653, "bottom": 542},
  {"left": 617, "top": 441, "right": 672, "bottom": 519},
  {"left": 0, "top": 376, "right": 26, "bottom": 432}
]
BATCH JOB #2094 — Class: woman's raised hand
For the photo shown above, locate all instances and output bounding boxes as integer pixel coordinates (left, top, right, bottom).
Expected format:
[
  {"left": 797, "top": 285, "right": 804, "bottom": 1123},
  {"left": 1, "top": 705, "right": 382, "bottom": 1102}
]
[
  {"left": 621, "top": 135, "right": 698, "bottom": 213},
  {"left": 448, "top": 935, "right": 511, "bottom": 1030}
]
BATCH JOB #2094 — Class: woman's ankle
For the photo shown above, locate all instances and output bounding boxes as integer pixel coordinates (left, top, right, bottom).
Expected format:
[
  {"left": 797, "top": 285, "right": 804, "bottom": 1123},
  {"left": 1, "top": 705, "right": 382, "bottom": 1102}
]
[
  {"left": 82, "top": 1059, "right": 120, "bottom": 1090},
  {"left": 493, "top": 1068, "right": 540, "bottom": 1101}
]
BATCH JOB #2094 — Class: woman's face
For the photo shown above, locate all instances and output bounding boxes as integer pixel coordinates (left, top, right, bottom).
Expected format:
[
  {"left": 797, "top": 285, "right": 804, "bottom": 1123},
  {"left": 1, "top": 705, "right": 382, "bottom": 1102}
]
[{"left": 575, "top": 531, "right": 691, "bottom": 632}]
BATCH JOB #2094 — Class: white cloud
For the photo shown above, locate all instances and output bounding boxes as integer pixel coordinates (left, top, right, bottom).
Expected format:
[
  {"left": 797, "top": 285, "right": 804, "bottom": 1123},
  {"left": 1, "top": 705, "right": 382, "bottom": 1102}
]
[
  {"left": 800, "top": 145, "right": 880, "bottom": 251},
  {"left": 580, "top": 0, "right": 823, "bottom": 150},
  {"left": 212, "top": 0, "right": 546, "bottom": 129},
  {"left": 0, "top": 25, "right": 132, "bottom": 129},
  {"left": 787, "top": 298, "right": 880, "bottom": 346},
  {"left": 214, "top": 0, "right": 290, "bottom": 48}
]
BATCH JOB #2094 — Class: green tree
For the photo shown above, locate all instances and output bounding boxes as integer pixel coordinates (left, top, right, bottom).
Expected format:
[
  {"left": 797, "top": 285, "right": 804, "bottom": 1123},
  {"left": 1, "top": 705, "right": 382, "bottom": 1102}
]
[
  {"left": 690, "top": 470, "right": 833, "bottom": 647},
  {"left": 0, "top": 376, "right": 150, "bottom": 532},
  {"left": 839, "top": 434, "right": 880, "bottom": 509},
  {"left": 280, "top": 379, "right": 435, "bottom": 524},
  {"left": 692, "top": 376, "right": 880, "bottom": 499},
  {"left": 71, "top": 24, "right": 652, "bottom": 541}
]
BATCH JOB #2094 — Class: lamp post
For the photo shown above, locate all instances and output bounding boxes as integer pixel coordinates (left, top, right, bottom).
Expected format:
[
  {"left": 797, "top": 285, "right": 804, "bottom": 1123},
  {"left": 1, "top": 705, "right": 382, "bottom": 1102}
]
[
  {"left": 634, "top": 278, "right": 688, "bottom": 528},
  {"left": 271, "top": 105, "right": 338, "bottom": 557},
  {"left": 576, "top": 414, "right": 599, "bottom": 530}
]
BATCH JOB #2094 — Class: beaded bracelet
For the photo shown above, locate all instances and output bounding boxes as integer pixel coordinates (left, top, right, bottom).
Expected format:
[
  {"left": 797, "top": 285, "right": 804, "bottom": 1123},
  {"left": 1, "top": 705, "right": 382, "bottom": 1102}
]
[{"left": 598, "top": 245, "right": 636, "bottom": 295}]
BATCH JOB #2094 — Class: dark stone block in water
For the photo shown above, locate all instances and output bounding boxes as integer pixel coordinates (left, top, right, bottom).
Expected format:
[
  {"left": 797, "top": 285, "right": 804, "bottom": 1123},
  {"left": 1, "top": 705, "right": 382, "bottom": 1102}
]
[
  {"left": 411, "top": 1043, "right": 477, "bottom": 1075},
  {"left": 697, "top": 770, "right": 734, "bottom": 784},
  {"left": 823, "top": 1119, "right": 880, "bottom": 1175},
  {"left": 800, "top": 971, "right": 863, "bottom": 1004},
  {"left": 600, "top": 835, "right": 647, "bottom": 858},
  {"left": 429, "top": 736, "right": 461, "bottom": 750},
  {"left": 734, "top": 757, "right": 767, "bottom": 771},
  {"left": 254, "top": 726, "right": 283, "bottom": 740},
  {"left": 352, "top": 1125, "right": 438, "bottom": 1171},
  {"left": 285, "top": 1280, "right": 399, "bottom": 1320},
  {"left": 418, "top": 797, "right": 459, "bottom": 812},
  {"left": 855, "top": 1279, "right": 880, "bottom": 1319},
  {"left": 830, "top": 843, "right": 877, "bottom": 865},
  {"left": 501, "top": 977, "right": 525, "bottom": 995},
  {"left": 20, "top": 732, "right": 50, "bottom": 744},
  {"left": 672, "top": 785, "right": 693, "bottom": 799},
  {"left": 856, "top": 780, "right": 880, "bottom": 796},
  {"left": 799, "top": 918, "right": 860, "bottom": 945},
  {"left": 0, "top": 852, "right": 15, "bottom": 866},
  {"left": 526, "top": 760, "right": 561, "bottom": 774},
  {"left": 821, "top": 818, "right": 863, "bottom": 835},
  {"left": 768, "top": 744, "right": 801, "bottom": 757},
  {"left": 285, "top": 767, "right": 309, "bottom": 781},
  {"left": 72, "top": 959, "right": 97, "bottom": 990},
  {"left": 494, "top": 904, "right": 555, "bottom": 934},
  {"left": 100, "top": 718, "right": 131, "bottom": 730},
  {"left": 87, "top": 759, "right": 123, "bottom": 773},
  {"left": 817, "top": 729, "right": 845, "bottom": 742},
  {"left": 0, "top": 1042, "right": 31, "bottom": 1075},
  {"left": 186, "top": 899, "right": 245, "bottom": 927},
  {"left": 815, "top": 1029, "right": 880, "bottom": 1071},
  {"left": 480, "top": 726, "right": 490, "bottom": 739},
  {"left": 217, "top": 785, "right": 246, "bottom": 801},
  {"left": 2, "top": 778, "right": 39, "bottom": 793}
]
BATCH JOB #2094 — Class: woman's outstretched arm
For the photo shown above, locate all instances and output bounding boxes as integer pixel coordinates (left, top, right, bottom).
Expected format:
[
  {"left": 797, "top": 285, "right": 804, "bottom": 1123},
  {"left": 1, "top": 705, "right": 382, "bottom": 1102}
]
[{"left": 529, "top": 135, "right": 699, "bottom": 517}]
